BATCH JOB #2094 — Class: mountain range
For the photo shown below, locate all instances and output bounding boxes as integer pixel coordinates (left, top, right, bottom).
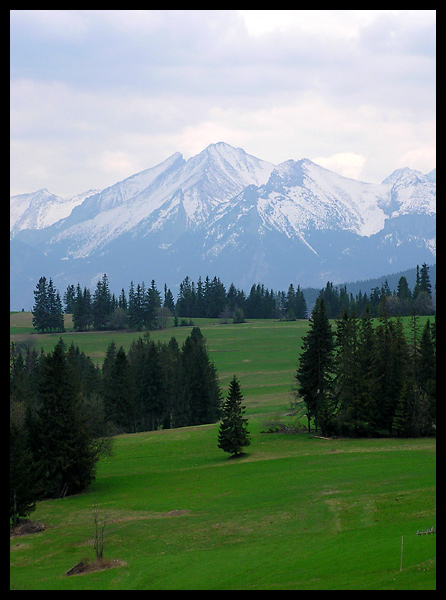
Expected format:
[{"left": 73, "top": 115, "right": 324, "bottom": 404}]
[{"left": 10, "top": 142, "right": 436, "bottom": 309}]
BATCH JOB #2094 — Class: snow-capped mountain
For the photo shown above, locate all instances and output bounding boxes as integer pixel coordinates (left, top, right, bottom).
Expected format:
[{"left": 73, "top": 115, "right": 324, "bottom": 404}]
[
  {"left": 10, "top": 188, "right": 100, "bottom": 236},
  {"left": 10, "top": 142, "right": 436, "bottom": 309}
]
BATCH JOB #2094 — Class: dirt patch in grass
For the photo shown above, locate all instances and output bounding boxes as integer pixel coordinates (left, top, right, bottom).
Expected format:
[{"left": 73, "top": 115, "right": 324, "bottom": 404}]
[
  {"left": 161, "top": 509, "right": 191, "bottom": 517},
  {"left": 10, "top": 520, "right": 46, "bottom": 538},
  {"left": 107, "top": 508, "right": 192, "bottom": 525},
  {"left": 65, "top": 558, "right": 125, "bottom": 577}
]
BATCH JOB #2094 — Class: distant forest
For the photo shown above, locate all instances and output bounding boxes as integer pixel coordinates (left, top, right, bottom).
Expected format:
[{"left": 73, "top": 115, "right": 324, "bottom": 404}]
[{"left": 30, "top": 263, "right": 435, "bottom": 333}]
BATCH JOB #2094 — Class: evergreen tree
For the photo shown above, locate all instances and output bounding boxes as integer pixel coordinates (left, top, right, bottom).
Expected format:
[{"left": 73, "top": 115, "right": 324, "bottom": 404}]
[
  {"left": 295, "top": 297, "right": 334, "bottom": 433},
  {"left": 92, "top": 274, "right": 112, "bottom": 330},
  {"left": 163, "top": 284, "right": 175, "bottom": 314},
  {"left": 32, "top": 276, "right": 64, "bottom": 332},
  {"left": 47, "top": 278, "right": 64, "bottom": 332},
  {"left": 127, "top": 281, "right": 140, "bottom": 330},
  {"left": 144, "top": 280, "right": 161, "bottom": 329},
  {"left": 10, "top": 416, "right": 39, "bottom": 526},
  {"left": 176, "top": 276, "right": 195, "bottom": 317},
  {"left": 159, "top": 337, "right": 182, "bottom": 429},
  {"left": 355, "top": 305, "right": 377, "bottom": 434},
  {"left": 295, "top": 284, "right": 308, "bottom": 319},
  {"left": 72, "top": 284, "right": 93, "bottom": 331},
  {"left": 32, "top": 276, "right": 50, "bottom": 332},
  {"left": 418, "top": 319, "right": 436, "bottom": 426},
  {"left": 419, "top": 263, "right": 432, "bottom": 297},
  {"left": 118, "top": 288, "right": 127, "bottom": 311},
  {"left": 372, "top": 302, "right": 408, "bottom": 435},
  {"left": 34, "top": 343, "right": 101, "bottom": 498},
  {"left": 181, "top": 327, "right": 222, "bottom": 425},
  {"left": 141, "top": 339, "right": 163, "bottom": 430},
  {"left": 63, "top": 284, "right": 76, "bottom": 313},
  {"left": 393, "top": 379, "right": 432, "bottom": 437},
  {"left": 334, "top": 309, "right": 366, "bottom": 436},
  {"left": 218, "top": 375, "right": 250, "bottom": 457},
  {"left": 102, "top": 345, "right": 135, "bottom": 432}
]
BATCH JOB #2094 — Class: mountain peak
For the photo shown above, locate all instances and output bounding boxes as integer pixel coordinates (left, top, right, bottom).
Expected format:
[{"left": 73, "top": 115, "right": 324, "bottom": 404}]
[
  {"left": 381, "top": 167, "right": 428, "bottom": 186},
  {"left": 10, "top": 142, "right": 436, "bottom": 309}
]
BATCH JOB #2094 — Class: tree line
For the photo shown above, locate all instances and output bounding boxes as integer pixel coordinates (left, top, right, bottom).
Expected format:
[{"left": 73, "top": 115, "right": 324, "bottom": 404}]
[
  {"left": 31, "top": 264, "right": 433, "bottom": 335},
  {"left": 318, "top": 263, "right": 434, "bottom": 319},
  {"left": 32, "top": 273, "right": 308, "bottom": 333},
  {"left": 295, "top": 297, "right": 436, "bottom": 438},
  {"left": 10, "top": 326, "right": 222, "bottom": 524}
]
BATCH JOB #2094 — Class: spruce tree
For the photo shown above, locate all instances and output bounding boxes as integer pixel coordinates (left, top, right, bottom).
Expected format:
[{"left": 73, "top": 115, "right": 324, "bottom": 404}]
[
  {"left": 356, "top": 305, "right": 377, "bottom": 434},
  {"left": 181, "top": 327, "right": 222, "bottom": 425},
  {"left": 295, "top": 297, "right": 334, "bottom": 433},
  {"left": 419, "top": 263, "right": 432, "bottom": 297},
  {"left": 34, "top": 343, "right": 99, "bottom": 498},
  {"left": 102, "top": 345, "right": 135, "bottom": 432},
  {"left": 10, "top": 418, "right": 39, "bottom": 526},
  {"left": 334, "top": 309, "right": 364, "bottom": 436},
  {"left": 47, "top": 278, "right": 64, "bottom": 332},
  {"left": 92, "top": 274, "right": 112, "bottom": 330},
  {"left": 218, "top": 375, "right": 250, "bottom": 457},
  {"left": 418, "top": 319, "right": 436, "bottom": 427},
  {"left": 64, "top": 284, "right": 76, "bottom": 313},
  {"left": 32, "top": 276, "right": 50, "bottom": 332}
]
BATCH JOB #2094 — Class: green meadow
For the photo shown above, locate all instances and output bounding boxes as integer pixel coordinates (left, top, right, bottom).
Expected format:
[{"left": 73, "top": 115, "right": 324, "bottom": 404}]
[{"left": 10, "top": 314, "right": 436, "bottom": 590}]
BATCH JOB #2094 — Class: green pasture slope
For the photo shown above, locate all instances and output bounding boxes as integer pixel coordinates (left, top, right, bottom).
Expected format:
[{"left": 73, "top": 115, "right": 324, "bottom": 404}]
[{"left": 10, "top": 315, "right": 436, "bottom": 590}]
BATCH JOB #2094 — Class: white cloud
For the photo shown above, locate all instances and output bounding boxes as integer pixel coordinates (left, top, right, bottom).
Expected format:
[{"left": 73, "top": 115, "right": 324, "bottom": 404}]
[
  {"left": 397, "top": 145, "right": 437, "bottom": 174},
  {"left": 10, "top": 10, "right": 436, "bottom": 196},
  {"left": 311, "top": 153, "right": 367, "bottom": 180}
]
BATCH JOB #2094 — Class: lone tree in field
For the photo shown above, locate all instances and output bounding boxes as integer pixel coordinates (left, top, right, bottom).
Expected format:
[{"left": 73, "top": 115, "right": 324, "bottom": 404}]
[{"left": 218, "top": 375, "right": 250, "bottom": 457}]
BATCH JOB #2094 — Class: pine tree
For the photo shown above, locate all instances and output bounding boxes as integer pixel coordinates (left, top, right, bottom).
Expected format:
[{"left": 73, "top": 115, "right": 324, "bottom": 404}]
[
  {"left": 32, "top": 276, "right": 50, "bottom": 332},
  {"left": 356, "top": 305, "right": 377, "bottom": 434},
  {"left": 32, "top": 276, "right": 64, "bottom": 332},
  {"left": 181, "top": 327, "right": 222, "bottom": 426},
  {"left": 159, "top": 337, "right": 182, "bottom": 429},
  {"left": 141, "top": 339, "right": 163, "bottom": 430},
  {"left": 92, "top": 274, "right": 112, "bottom": 330},
  {"left": 102, "top": 345, "right": 135, "bottom": 432},
  {"left": 218, "top": 375, "right": 250, "bottom": 457},
  {"left": 295, "top": 297, "right": 334, "bottom": 433},
  {"left": 144, "top": 280, "right": 161, "bottom": 329},
  {"left": 334, "top": 309, "right": 364, "bottom": 436},
  {"left": 10, "top": 418, "right": 39, "bottom": 526},
  {"left": 419, "top": 263, "right": 432, "bottom": 297},
  {"left": 34, "top": 343, "right": 100, "bottom": 498},
  {"left": 47, "top": 278, "right": 64, "bottom": 332},
  {"left": 163, "top": 284, "right": 175, "bottom": 314},
  {"left": 64, "top": 284, "right": 76, "bottom": 313},
  {"left": 418, "top": 319, "right": 436, "bottom": 427}
]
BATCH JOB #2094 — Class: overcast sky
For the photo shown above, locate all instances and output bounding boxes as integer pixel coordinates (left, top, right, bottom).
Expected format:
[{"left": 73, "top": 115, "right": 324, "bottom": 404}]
[{"left": 10, "top": 10, "right": 436, "bottom": 197}]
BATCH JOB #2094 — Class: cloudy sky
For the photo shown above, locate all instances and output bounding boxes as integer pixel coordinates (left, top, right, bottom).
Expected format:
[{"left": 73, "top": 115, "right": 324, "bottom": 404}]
[{"left": 10, "top": 10, "right": 436, "bottom": 197}]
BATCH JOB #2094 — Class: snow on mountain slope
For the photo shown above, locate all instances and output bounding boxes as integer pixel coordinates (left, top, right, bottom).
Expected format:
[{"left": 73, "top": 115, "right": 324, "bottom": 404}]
[
  {"left": 380, "top": 167, "right": 436, "bottom": 218},
  {"left": 257, "top": 159, "right": 389, "bottom": 237},
  {"left": 10, "top": 188, "right": 99, "bottom": 236},
  {"left": 10, "top": 144, "right": 435, "bottom": 254},
  {"left": 45, "top": 143, "right": 275, "bottom": 258}
]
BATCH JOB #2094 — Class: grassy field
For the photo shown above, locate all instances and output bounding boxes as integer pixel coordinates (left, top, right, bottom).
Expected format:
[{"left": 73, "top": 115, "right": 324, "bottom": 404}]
[
  {"left": 10, "top": 313, "right": 313, "bottom": 414},
  {"left": 10, "top": 313, "right": 436, "bottom": 590}
]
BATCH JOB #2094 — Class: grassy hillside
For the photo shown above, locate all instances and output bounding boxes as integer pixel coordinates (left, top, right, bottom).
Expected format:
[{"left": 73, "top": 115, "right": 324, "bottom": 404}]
[
  {"left": 10, "top": 428, "right": 436, "bottom": 590},
  {"left": 10, "top": 314, "right": 436, "bottom": 589},
  {"left": 10, "top": 314, "right": 312, "bottom": 414}
]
